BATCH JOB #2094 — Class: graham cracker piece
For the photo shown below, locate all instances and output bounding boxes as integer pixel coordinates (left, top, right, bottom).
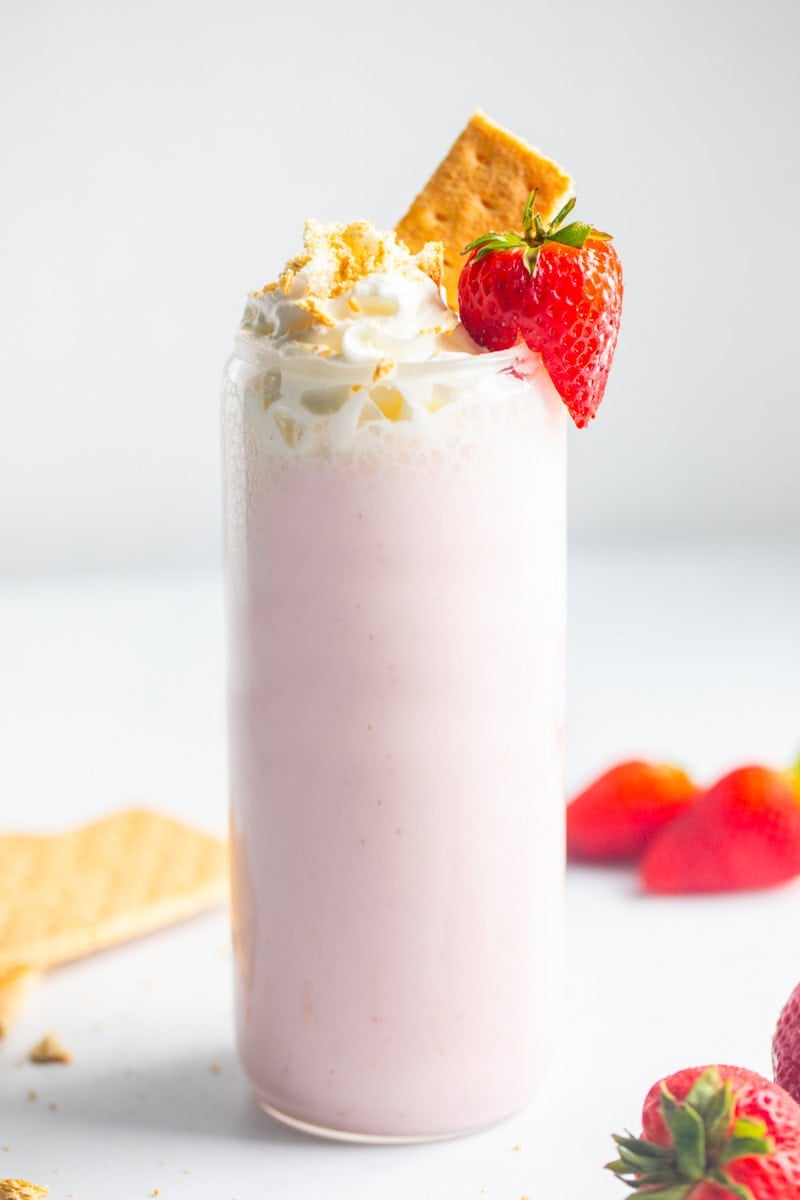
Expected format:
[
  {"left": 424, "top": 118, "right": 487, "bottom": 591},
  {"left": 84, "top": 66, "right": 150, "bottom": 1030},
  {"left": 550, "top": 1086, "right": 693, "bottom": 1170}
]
[
  {"left": 414, "top": 241, "right": 444, "bottom": 290},
  {"left": 29, "top": 1032, "right": 72, "bottom": 1064},
  {"left": 396, "top": 110, "right": 574, "bottom": 307},
  {"left": 0, "top": 968, "right": 41, "bottom": 1038},
  {"left": 0, "top": 810, "right": 227, "bottom": 975},
  {"left": 0, "top": 1183, "right": 49, "bottom": 1200}
]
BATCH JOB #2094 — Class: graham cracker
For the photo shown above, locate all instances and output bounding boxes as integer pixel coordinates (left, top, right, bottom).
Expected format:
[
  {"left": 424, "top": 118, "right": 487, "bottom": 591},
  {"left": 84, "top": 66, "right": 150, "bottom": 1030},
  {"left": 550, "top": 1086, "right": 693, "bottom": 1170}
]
[
  {"left": 0, "top": 968, "right": 40, "bottom": 1038},
  {"left": 0, "top": 1183, "right": 49, "bottom": 1200},
  {"left": 396, "top": 110, "right": 574, "bottom": 307},
  {"left": 0, "top": 810, "right": 227, "bottom": 976}
]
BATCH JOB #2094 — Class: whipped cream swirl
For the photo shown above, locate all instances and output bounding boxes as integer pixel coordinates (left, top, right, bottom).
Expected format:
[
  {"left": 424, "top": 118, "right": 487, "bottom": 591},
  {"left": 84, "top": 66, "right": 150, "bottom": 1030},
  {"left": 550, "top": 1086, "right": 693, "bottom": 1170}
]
[
  {"left": 230, "top": 220, "right": 530, "bottom": 453},
  {"left": 240, "top": 219, "right": 478, "bottom": 364}
]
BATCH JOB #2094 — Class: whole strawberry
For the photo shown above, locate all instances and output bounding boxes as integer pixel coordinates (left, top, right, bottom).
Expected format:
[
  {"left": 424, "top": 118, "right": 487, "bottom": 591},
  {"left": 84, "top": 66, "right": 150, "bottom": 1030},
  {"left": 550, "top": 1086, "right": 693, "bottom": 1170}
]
[
  {"left": 458, "top": 191, "right": 623, "bottom": 427},
  {"left": 567, "top": 760, "right": 698, "bottom": 862},
  {"left": 773, "top": 981, "right": 800, "bottom": 1105},
  {"left": 641, "top": 765, "right": 800, "bottom": 894},
  {"left": 609, "top": 1064, "right": 800, "bottom": 1198}
]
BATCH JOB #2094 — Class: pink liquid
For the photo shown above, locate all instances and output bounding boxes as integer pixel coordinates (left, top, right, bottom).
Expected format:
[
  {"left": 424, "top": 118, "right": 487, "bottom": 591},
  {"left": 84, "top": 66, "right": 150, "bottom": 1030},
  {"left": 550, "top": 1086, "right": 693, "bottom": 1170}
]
[{"left": 223, "top": 357, "right": 566, "bottom": 1139}]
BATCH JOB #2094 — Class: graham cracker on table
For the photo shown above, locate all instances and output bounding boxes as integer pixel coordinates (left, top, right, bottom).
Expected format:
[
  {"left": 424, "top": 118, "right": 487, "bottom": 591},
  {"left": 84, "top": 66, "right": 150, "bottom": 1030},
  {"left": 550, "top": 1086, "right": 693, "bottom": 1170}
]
[
  {"left": 0, "top": 1183, "right": 49, "bottom": 1200},
  {"left": 396, "top": 110, "right": 574, "bottom": 307},
  {"left": 0, "top": 809, "right": 227, "bottom": 977},
  {"left": 0, "top": 968, "right": 41, "bottom": 1038}
]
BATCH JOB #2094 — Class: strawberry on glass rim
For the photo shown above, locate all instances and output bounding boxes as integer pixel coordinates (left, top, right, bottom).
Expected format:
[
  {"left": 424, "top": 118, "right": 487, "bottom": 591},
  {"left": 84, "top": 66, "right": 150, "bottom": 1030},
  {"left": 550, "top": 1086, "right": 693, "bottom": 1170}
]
[{"left": 458, "top": 190, "right": 623, "bottom": 428}]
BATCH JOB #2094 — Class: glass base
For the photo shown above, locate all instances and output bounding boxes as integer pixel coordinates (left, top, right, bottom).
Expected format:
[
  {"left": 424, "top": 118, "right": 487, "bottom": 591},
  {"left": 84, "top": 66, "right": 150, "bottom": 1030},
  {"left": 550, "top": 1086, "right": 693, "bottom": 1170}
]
[{"left": 258, "top": 1097, "right": 504, "bottom": 1145}]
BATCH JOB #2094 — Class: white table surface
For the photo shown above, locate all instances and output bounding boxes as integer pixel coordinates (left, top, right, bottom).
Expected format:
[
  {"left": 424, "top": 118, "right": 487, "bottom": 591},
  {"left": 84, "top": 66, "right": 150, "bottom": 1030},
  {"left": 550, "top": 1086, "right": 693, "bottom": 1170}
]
[{"left": 1, "top": 541, "right": 799, "bottom": 1199}]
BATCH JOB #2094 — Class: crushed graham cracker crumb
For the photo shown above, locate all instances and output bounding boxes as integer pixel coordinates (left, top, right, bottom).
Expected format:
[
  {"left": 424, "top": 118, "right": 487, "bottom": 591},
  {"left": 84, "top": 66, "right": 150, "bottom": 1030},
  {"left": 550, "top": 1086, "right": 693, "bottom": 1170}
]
[
  {"left": 296, "top": 297, "right": 336, "bottom": 328},
  {"left": 372, "top": 359, "right": 396, "bottom": 384},
  {"left": 29, "top": 1034, "right": 72, "bottom": 1065},
  {"left": 278, "top": 220, "right": 411, "bottom": 300},
  {"left": 415, "top": 241, "right": 444, "bottom": 289},
  {"left": 268, "top": 219, "right": 446, "bottom": 308}
]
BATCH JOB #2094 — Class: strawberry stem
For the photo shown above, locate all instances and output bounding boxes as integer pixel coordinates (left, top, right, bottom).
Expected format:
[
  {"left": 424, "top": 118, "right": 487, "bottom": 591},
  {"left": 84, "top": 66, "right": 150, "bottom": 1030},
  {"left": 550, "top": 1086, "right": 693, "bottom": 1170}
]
[
  {"left": 550, "top": 195, "right": 577, "bottom": 229},
  {"left": 461, "top": 189, "right": 613, "bottom": 274}
]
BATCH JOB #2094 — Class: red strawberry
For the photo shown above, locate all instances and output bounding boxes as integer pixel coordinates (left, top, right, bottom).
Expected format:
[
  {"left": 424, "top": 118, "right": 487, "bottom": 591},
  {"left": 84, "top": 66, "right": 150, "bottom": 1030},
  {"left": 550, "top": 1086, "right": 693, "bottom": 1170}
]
[
  {"left": 457, "top": 191, "right": 623, "bottom": 427},
  {"left": 641, "top": 765, "right": 800, "bottom": 894},
  {"left": 773, "top": 981, "right": 800, "bottom": 1105},
  {"left": 567, "top": 760, "right": 698, "bottom": 862},
  {"left": 609, "top": 1064, "right": 800, "bottom": 1199}
]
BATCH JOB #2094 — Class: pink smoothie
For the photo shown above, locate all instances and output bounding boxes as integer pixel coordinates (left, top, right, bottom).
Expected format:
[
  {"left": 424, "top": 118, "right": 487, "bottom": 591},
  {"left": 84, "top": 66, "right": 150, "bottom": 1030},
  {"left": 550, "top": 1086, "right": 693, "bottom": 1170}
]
[{"left": 223, "top": 355, "right": 566, "bottom": 1138}]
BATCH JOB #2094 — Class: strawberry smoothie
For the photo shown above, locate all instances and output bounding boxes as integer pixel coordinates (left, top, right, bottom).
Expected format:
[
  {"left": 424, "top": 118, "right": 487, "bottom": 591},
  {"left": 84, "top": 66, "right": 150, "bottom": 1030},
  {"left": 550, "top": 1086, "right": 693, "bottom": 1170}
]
[{"left": 222, "top": 222, "right": 566, "bottom": 1139}]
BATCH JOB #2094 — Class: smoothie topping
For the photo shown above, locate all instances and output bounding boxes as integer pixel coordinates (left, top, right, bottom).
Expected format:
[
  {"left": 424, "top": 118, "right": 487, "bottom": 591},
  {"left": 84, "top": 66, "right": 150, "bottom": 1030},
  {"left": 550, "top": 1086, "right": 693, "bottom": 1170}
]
[
  {"left": 236, "top": 113, "right": 623, "bottom": 438},
  {"left": 458, "top": 192, "right": 623, "bottom": 428},
  {"left": 273, "top": 220, "right": 443, "bottom": 298},
  {"left": 241, "top": 220, "right": 473, "bottom": 366},
  {"left": 396, "top": 111, "right": 574, "bottom": 308}
]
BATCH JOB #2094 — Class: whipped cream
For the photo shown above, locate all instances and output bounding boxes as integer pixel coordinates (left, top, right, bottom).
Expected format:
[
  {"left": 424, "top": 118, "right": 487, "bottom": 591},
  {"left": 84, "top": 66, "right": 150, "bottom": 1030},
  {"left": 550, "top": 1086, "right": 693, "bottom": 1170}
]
[
  {"left": 240, "top": 220, "right": 478, "bottom": 365},
  {"left": 232, "top": 220, "right": 532, "bottom": 453}
]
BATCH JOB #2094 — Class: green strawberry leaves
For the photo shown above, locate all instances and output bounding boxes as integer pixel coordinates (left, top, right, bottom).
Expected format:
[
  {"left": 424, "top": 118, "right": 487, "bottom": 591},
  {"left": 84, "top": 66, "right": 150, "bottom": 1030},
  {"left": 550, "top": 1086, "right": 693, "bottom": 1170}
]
[
  {"left": 660, "top": 1087, "right": 707, "bottom": 1180},
  {"left": 462, "top": 188, "right": 612, "bottom": 274},
  {"left": 607, "top": 1068, "right": 772, "bottom": 1200},
  {"left": 720, "top": 1120, "right": 775, "bottom": 1165},
  {"left": 548, "top": 221, "right": 597, "bottom": 247},
  {"left": 461, "top": 229, "right": 527, "bottom": 263}
]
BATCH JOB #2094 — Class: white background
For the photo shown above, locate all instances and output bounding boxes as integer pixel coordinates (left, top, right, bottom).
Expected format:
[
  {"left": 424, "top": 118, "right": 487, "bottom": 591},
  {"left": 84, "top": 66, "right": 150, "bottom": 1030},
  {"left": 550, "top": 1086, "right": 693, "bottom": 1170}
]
[{"left": 2, "top": 0, "right": 799, "bottom": 572}]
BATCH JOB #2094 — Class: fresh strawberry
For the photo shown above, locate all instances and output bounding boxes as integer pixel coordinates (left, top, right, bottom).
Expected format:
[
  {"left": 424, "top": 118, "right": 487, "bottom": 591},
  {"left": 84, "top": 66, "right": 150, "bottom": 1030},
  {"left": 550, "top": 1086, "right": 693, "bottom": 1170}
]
[
  {"left": 609, "top": 1064, "right": 800, "bottom": 1199},
  {"left": 457, "top": 191, "right": 623, "bottom": 427},
  {"left": 640, "top": 765, "right": 800, "bottom": 894},
  {"left": 773, "top": 980, "right": 800, "bottom": 1105},
  {"left": 567, "top": 760, "right": 698, "bottom": 862}
]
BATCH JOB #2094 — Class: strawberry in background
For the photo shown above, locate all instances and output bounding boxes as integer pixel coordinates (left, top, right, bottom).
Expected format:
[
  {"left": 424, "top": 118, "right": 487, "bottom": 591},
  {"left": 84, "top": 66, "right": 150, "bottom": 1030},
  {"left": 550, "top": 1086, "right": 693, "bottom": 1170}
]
[
  {"left": 641, "top": 764, "right": 800, "bottom": 894},
  {"left": 567, "top": 760, "right": 698, "bottom": 862},
  {"left": 609, "top": 1064, "right": 800, "bottom": 1198},
  {"left": 774, "top": 980, "right": 800, "bottom": 1106}
]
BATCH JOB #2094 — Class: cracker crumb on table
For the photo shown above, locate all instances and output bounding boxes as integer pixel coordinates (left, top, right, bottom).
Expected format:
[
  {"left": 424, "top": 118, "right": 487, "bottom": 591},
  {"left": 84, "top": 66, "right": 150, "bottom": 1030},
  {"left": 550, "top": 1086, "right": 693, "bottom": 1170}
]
[{"left": 29, "top": 1033, "right": 72, "bottom": 1065}]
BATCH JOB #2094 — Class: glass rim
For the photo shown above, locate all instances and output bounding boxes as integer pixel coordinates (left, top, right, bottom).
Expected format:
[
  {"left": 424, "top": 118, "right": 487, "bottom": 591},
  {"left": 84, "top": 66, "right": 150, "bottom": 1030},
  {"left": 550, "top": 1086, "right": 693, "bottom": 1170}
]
[{"left": 231, "top": 331, "right": 535, "bottom": 386}]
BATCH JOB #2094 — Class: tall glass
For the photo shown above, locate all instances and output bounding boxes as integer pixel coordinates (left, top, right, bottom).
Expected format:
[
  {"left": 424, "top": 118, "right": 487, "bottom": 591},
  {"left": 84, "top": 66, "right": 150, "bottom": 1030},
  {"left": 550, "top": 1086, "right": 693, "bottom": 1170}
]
[{"left": 222, "top": 336, "right": 566, "bottom": 1141}]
